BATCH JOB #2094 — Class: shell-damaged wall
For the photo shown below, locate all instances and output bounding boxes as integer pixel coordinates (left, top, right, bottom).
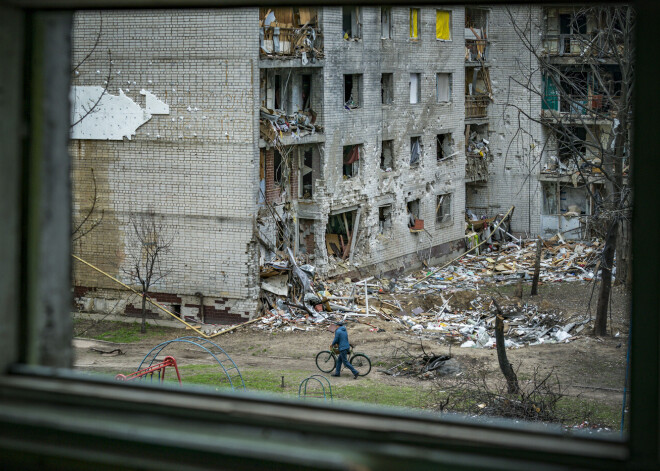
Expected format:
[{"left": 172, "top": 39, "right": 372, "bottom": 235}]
[
  {"left": 71, "top": 9, "right": 260, "bottom": 321},
  {"left": 316, "top": 6, "right": 467, "bottom": 274}
]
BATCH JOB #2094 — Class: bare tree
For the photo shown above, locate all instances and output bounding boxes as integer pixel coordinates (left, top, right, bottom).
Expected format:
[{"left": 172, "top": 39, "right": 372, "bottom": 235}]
[
  {"left": 71, "top": 168, "right": 104, "bottom": 242},
  {"left": 123, "top": 213, "right": 173, "bottom": 333},
  {"left": 505, "top": 6, "right": 634, "bottom": 336}
]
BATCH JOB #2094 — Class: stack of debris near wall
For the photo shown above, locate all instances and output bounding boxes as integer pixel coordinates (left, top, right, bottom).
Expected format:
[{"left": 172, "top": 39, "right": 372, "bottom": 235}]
[
  {"left": 465, "top": 130, "right": 492, "bottom": 181},
  {"left": 260, "top": 7, "right": 324, "bottom": 62}
]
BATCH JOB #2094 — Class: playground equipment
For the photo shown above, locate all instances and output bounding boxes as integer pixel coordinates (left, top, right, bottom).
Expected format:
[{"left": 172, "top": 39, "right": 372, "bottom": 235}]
[
  {"left": 137, "top": 336, "right": 246, "bottom": 391},
  {"left": 116, "top": 355, "right": 182, "bottom": 385},
  {"left": 298, "top": 375, "right": 333, "bottom": 402}
]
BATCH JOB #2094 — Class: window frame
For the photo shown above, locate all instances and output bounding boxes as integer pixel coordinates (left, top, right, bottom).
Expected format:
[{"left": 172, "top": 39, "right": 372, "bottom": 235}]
[
  {"left": 0, "top": 2, "right": 658, "bottom": 471},
  {"left": 409, "top": 7, "right": 420, "bottom": 40}
]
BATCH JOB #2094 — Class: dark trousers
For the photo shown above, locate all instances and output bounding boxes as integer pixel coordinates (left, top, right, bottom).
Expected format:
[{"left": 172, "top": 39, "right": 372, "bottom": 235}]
[{"left": 335, "top": 349, "right": 358, "bottom": 376}]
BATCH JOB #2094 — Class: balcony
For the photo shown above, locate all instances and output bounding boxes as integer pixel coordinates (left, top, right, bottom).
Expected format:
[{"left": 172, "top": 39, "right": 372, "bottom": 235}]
[
  {"left": 260, "top": 7, "right": 324, "bottom": 64},
  {"left": 465, "top": 39, "right": 489, "bottom": 62},
  {"left": 541, "top": 93, "right": 612, "bottom": 123},
  {"left": 543, "top": 34, "right": 591, "bottom": 56},
  {"left": 465, "top": 95, "right": 489, "bottom": 119}
]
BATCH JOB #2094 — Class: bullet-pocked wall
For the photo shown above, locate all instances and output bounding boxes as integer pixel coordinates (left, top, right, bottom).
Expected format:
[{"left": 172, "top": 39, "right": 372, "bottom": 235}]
[
  {"left": 71, "top": 9, "right": 260, "bottom": 321},
  {"left": 468, "top": 5, "right": 545, "bottom": 236},
  {"left": 318, "top": 6, "right": 467, "bottom": 275}
]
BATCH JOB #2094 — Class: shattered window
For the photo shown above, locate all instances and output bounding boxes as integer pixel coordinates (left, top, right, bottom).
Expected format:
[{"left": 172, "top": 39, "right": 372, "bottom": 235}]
[
  {"left": 436, "top": 194, "right": 452, "bottom": 224},
  {"left": 437, "top": 133, "right": 453, "bottom": 161},
  {"left": 410, "top": 8, "right": 420, "bottom": 40},
  {"left": 407, "top": 199, "right": 421, "bottom": 229},
  {"left": 381, "top": 7, "right": 392, "bottom": 39},
  {"left": 410, "top": 73, "right": 421, "bottom": 104},
  {"left": 342, "top": 6, "right": 361, "bottom": 40},
  {"left": 436, "top": 73, "right": 452, "bottom": 103},
  {"left": 410, "top": 136, "right": 422, "bottom": 166},
  {"left": 342, "top": 144, "right": 360, "bottom": 179},
  {"left": 381, "top": 140, "right": 394, "bottom": 171},
  {"left": 344, "top": 74, "right": 362, "bottom": 109},
  {"left": 379, "top": 205, "right": 392, "bottom": 234},
  {"left": 381, "top": 73, "right": 394, "bottom": 105}
]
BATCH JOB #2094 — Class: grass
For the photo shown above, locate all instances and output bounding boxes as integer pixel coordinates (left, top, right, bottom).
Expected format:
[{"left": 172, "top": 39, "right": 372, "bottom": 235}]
[
  {"left": 84, "top": 321, "right": 175, "bottom": 343},
  {"left": 95, "top": 364, "right": 622, "bottom": 430},
  {"left": 156, "top": 365, "right": 431, "bottom": 408}
]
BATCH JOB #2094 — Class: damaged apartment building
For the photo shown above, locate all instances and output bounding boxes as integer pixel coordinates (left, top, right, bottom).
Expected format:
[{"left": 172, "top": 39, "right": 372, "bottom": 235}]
[
  {"left": 70, "top": 5, "right": 621, "bottom": 323},
  {"left": 464, "top": 6, "right": 629, "bottom": 240}
]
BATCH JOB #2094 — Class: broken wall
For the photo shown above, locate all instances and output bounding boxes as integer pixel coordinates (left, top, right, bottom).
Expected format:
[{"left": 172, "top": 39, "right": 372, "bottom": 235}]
[
  {"left": 319, "top": 6, "right": 467, "bottom": 274},
  {"left": 71, "top": 9, "right": 261, "bottom": 321}
]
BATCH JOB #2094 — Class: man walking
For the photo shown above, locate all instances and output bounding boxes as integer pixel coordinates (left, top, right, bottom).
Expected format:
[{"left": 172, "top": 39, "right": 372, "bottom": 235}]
[{"left": 330, "top": 321, "right": 359, "bottom": 379}]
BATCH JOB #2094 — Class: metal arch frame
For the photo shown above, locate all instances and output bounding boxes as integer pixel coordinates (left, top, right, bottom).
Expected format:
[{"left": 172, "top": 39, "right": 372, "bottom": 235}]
[
  {"left": 137, "top": 337, "right": 245, "bottom": 391},
  {"left": 298, "top": 375, "right": 333, "bottom": 402}
]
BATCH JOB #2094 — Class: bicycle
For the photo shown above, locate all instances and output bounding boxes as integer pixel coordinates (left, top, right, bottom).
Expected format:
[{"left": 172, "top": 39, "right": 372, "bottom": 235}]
[{"left": 315, "top": 345, "right": 371, "bottom": 376}]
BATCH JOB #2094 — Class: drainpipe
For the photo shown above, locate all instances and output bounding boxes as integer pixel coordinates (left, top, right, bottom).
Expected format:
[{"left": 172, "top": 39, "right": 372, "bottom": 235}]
[{"left": 195, "top": 292, "right": 204, "bottom": 324}]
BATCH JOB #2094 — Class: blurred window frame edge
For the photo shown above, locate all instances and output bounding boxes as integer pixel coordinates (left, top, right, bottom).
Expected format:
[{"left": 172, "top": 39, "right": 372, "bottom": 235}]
[{"left": 0, "top": 1, "right": 656, "bottom": 470}]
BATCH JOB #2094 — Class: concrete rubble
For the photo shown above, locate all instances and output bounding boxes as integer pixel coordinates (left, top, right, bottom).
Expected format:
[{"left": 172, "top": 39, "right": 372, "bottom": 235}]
[{"left": 250, "top": 235, "right": 603, "bottom": 348}]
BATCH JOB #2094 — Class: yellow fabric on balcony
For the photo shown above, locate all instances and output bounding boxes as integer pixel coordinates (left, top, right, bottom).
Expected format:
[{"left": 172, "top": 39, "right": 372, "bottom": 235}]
[
  {"left": 410, "top": 9, "right": 418, "bottom": 38},
  {"left": 436, "top": 10, "right": 450, "bottom": 40}
]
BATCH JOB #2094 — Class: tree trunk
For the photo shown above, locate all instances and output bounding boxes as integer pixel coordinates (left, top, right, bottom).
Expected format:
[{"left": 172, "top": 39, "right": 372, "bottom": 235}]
[
  {"left": 492, "top": 298, "right": 520, "bottom": 395},
  {"left": 531, "top": 236, "right": 542, "bottom": 296},
  {"left": 615, "top": 218, "right": 632, "bottom": 289},
  {"left": 140, "top": 292, "right": 147, "bottom": 334},
  {"left": 594, "top": 221, "right": 618, "bottom": 336}
]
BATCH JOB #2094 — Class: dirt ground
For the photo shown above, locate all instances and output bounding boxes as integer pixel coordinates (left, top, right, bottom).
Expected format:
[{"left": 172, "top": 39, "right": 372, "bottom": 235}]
[{"left": 73, "top": 280, "right": 631, "bottom": 412}]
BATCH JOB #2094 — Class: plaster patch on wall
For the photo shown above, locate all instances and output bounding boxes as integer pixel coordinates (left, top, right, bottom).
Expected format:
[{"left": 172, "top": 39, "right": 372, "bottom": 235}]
[{"left": 70, "top": 86, "right": 169, "bottom": 140}]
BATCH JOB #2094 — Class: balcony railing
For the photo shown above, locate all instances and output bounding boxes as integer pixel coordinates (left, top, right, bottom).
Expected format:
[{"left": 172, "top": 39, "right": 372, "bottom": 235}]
[
  {"left": 542, "top": 34, "right": 591, "bottom": 56},
  {"left": 465, "top": 39, "right": 489, "bottom": 62},
  {"left": 465, "top": 95, "right": 489, "bottom": 119},
  {"left": 542, "top": 93, "right": 611, "bottom": 117}
]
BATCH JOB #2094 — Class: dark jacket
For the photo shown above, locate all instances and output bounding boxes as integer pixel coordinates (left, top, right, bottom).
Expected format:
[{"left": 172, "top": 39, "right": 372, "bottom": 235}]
[{"left": 332, "top": 326, "right": 350, "bottom": 352}]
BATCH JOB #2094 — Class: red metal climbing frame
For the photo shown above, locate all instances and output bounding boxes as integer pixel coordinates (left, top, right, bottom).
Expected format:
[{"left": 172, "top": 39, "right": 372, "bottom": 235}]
[{"left": 115, "top": 355, "right": 182, "bottom": 385}]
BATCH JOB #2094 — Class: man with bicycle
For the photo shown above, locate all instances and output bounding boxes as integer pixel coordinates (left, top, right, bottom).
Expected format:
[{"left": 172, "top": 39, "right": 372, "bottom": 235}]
[{"left": 330, "top": 321, "right": 359, "bottom": 379}]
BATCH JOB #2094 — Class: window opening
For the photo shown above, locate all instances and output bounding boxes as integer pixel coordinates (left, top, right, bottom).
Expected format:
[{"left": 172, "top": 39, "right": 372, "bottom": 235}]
[
  {"left": 410, "top": 136, "right": 422, "bottom": 166},
  {"left": 300, "top": 148, "right": 314, "bottom": 199},
  {"left": 301, "top": 74, "right": 311, "bottom": 111},
  {"left": 381, "top": 140, "right": 394, "bottom": 171},
  {"left": 325, "top": 210, "right": 357, "bottom": 259},
  {"left": 342, "top": 6, "right": 361, "bottom": 40},
  {"left": 437, "top": 133, "right": 453, "bottom": 161},
  {"left": 410, "top": 73, "right": 421, "bottom": 104},
  {"left": 343, "top": 144, "right": 360, "bottom": 179},
  {"left": 344, "top": 74, "right": 362, "bottom": 109},
  {"left": 379, "top": 205, "right": 392, "bottom": 234},
  {"left": 436, "top": 194, "right": 452, "bottom": 224},
  {"left": 436, "top": 72, "right": 451, "bottom": 102},
  {"left": 381, "top": 7, "right": 392, "bottom": 39},
  {"left": 407, "top": 199, "right": 422, "bottom": 231},
  {"left": 410, "top": 8, "right": 420, "bottom": 39},
  {"left": 436, "top": 10, "right": 452, "bottom": 40},
  {"left": 381, "top": 73, "right": 393, "bottom": 105}
]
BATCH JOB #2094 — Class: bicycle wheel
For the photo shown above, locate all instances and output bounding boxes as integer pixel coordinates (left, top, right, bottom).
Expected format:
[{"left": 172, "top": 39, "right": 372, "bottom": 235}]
[
  {"left": 350, "top": 353, "right": 371, "bottom": 376},
  {"left": 315, "top": 350, "right": 336, "bottom": 373}
]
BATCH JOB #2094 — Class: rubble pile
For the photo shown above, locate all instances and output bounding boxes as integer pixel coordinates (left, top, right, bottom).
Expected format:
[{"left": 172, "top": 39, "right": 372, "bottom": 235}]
[
  {"left": 402, "top": 236, "right": 604, "bottom": 293},
  {"left": 255, "top": 236, "right": 602, "bottom": 347}
]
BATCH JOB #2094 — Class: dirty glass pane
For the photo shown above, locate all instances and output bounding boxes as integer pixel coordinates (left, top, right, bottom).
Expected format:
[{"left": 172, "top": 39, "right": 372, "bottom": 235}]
[{"left": 69, "top": 4, "right": 633, "bottom": 437}]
